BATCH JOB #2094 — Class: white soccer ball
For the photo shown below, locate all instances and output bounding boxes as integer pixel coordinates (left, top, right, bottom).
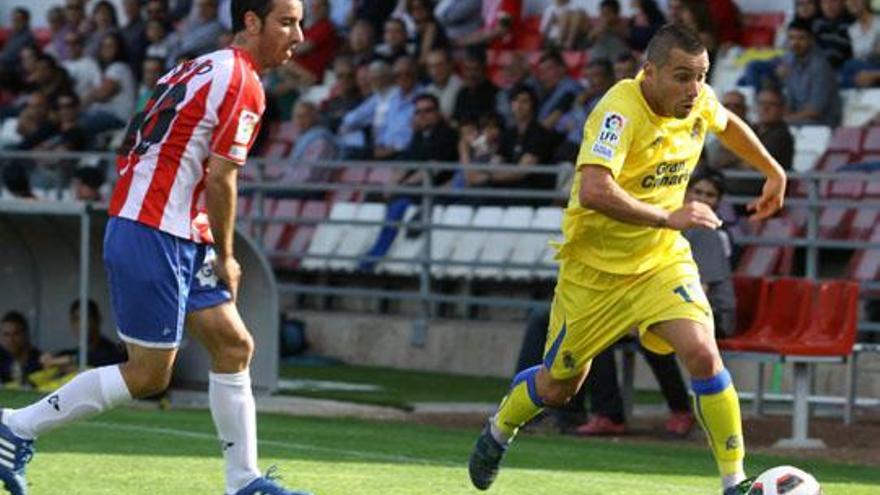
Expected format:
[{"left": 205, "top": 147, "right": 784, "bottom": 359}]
[{"left": 749, "top": 466, "right": 822, "bottom": 495}]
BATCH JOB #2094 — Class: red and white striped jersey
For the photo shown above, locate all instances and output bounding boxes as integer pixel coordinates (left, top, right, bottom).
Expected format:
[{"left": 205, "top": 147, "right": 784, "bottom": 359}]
[{"left": 109, "top": 46, "right": 266, "bottom": 243}]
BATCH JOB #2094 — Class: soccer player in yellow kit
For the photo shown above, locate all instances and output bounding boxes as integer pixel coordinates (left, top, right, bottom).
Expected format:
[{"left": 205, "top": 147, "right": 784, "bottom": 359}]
[{"left": 468, "top": 25, "right": 786, "bottom": 495}]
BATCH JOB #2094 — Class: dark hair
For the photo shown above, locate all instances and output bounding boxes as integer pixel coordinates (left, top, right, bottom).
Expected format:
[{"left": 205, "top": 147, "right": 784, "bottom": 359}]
[
  {"left": 2, "top": 164, "right": 32, "bottom": 197},
  {"left": 1, "top": 311, "right": 29, "bottom": 334},
  {"left": 510, "top": 84, "right": 538, "bottom": 109},
  {"left": 414, "top": 92, "right": 440, "bottom": 109},
  {"left": 600, "top": 0, "right": 621, "bottom": 14},
  {"left": 98, "top": 32, "right": 127, "bottom": 68},
  {"left": 143, "top": 55, "right": 166, "bottom": 69},
  {"left": 72, "top": 166, "right": 105, "bottom": 190},
  {"left": 757, "top": 85, "right": 785, "bottom": 103},
  {"left": 637, "top": 0, "right": 666, "bottom": 25},
  {"left": 478, "top": 112, "right": 505, "bottom": 130},
  {"left": 93, "top": 0, "right": 119, "bottom": 27},
  {"left": 231, "top": 0, "right": 274, "bottom": 33},
  {"left": 689, "top": 168, "right": 726, "bottom": 197},
  {"left": 538, "top": 49, "right": 565, "bottom": 68},
  {"left": 615, "top": 51, "right": 636, "bottom": 64},
  {"left": 588, "top": 57, "right": 615, "bottom": 80},
  {"left": 645, "top": 24, "right": 705, "bottom": 67},
  {"left": 787, "top": 19, "right": 814, "bottom": 36},
  {"left": 69, "top": 298, "right": 101, "bottom": 320},
  {"left": 55, "top": 90, "right": 80, "bottom": 107},
  {"left": 13, "top": 7, "right": 30, "bottom": 22}
]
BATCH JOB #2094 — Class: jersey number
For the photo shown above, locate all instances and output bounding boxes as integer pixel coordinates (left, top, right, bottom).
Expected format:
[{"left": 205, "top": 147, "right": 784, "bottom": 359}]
[
  {"left": 118, "top": 82, "right": 187, "bottom": 156},
  {"left": 673, "top": 284, "right": 694, "bottom": 303}
]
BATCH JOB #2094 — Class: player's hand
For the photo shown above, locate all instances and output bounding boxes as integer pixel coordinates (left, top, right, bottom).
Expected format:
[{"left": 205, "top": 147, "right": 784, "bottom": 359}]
[
  {"left": 666, "top": 201, "right": 723, "bottom": 230},
  {"left": 748, "top": 175, "right": 786, "bottom": 222},
  {"left": 213, "top": 255, "right": 242, "bottom": 301}
]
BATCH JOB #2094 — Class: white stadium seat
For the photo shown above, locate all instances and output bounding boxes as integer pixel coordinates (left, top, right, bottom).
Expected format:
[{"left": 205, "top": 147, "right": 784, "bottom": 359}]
[
  {"left": 430, "top": 205, "right": 474, "bottom": 277},
  {"left": 329, "top": 202, "right": 386, "bottom": 271},
  {"left": 474, "top": 206, "right": 536, "bottom": 280},
  {"left": 301, "top": 201, "right": 358, "bottom": 270},
  {"left": 502, "top": 207, "right": 563, "bottom": 280},
  {"left": 445, "top": 206, "right": 504, "bottom": 278},
  {"left": 379, "top": 204, "right": 438, "bottom": 276}
]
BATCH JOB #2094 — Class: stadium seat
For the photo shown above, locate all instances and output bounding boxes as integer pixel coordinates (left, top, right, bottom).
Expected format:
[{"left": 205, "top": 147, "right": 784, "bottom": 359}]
[
  {"left": 795, "top": 126, "right": 832, "bottom": 155},
  {"left": 380, "top": 205, "right": 441, "bottom": 276},
  {"left": 826, "top": 127, "right": 864, "bottom": 155},
  {"left": 301, "top": 201, "right": 359, "bottom": 270},
  {"left": 474, "top": 206, "right": 535, "bottom": 280},
  {"left": 842, "top": 90, "right": 879, "bottom": 127},
  {"left": 445, "top": 206, "right": 504, "bottom": 278},
  {"left": 818, "top": 177, "right": 864, "bottom": 239},
  {"left": 506, "top": 206, "right": 563, "bottom": 280},
  {"left": 731, "top": 276, "right": 769, "bottom": 335},
  {"left": 735, "top": 216, "right": 798, "bottom": 276},
  {"left": 262, "top": 199, "right": 298, "bottom": 257},
  {"left": 775, "top": 280, "right": 859, "bottom": 356},
  {"left": 329, "top": 202, "right": 386, "bottom": 271},
  {"left": 331, "top": 165, "right": 369, "bottom": 202},
  {"left": 792, "top": 150, "right": 820, "bottom": 173},
  {"left": 719, "top": 278, "right": 814, "bottom": 352},
  {"left": 430, "top": 205, "right": 475, "bottom": 277},
  {"left": 863, "top": 126, "right": 880, "bottom": 153},
  {"left": 741, "top": 12, "right": 785, "bottom": 47},
  {"left": 847, "top": 224, "right": 880, "bottom": 281},
  {"left": 282, "top": 200, "right": 329, "bottom": 269}
]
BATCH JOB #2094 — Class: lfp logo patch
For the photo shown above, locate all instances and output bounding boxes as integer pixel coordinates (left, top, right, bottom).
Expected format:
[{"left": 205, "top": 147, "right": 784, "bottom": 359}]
[{"left": 591, "top": 112, "right": 626, "bottom": 160}]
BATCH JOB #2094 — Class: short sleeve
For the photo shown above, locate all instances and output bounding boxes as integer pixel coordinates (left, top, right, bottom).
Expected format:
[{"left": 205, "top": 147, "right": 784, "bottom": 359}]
[
  {"left": 211, "top": 71, "right": 264, "bottom": 165},
  {"left": 574, "top": 99, "right": 635, "bottom": 177},
  {"left": 701, "top": 85, "right": 729, "bottom": 134}
]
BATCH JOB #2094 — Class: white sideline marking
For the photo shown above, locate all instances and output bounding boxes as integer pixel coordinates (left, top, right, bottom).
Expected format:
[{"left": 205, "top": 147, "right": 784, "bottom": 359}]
[{"left": 80, "top": 421, "right": 710, "bottom": 493}]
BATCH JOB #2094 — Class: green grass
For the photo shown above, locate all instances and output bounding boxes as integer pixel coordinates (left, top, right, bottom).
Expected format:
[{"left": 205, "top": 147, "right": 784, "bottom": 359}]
[
  {"left": 1, "top": 390, "right": 877, "bottom": 494},
  {"left": 278, "top": 363, "right": 671, "bottom": 409}
]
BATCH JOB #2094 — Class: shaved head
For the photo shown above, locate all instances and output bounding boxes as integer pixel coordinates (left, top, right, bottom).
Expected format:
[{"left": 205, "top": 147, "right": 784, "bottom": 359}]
[{"left": 646, "top": 24, "right": 705, "bottom": 67}]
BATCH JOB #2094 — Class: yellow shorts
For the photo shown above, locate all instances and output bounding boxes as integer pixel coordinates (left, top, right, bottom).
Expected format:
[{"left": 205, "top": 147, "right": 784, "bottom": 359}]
[{"left": 543, "top": 257, "right": 713, "bottom": 380}]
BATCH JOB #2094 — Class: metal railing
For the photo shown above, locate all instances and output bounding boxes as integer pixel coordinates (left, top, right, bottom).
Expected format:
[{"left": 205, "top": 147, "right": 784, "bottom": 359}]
[{"left": 3, "top": 150, "right": 880, "bottom": 335}]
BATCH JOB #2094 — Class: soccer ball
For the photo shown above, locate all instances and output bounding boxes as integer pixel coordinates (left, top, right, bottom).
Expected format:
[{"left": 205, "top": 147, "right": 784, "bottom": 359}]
[{"left": 748, "top": 466, "right": 822, "bottom": 495}]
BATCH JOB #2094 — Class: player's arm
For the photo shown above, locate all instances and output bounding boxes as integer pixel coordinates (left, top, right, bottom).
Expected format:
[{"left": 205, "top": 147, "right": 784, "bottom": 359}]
[
  {"left": 205, "top": 155, "right": 241, "bottom": 299},
  {"left": 579, "top": 165, "right": 722, "bottom": 230},
  {"left": 716, "top": 109, "right": 787, "bottom": 221}
]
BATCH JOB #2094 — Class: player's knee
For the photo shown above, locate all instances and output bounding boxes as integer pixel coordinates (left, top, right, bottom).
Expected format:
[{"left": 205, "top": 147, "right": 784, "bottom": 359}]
[
  {"left": 540, "top": 381, "right": 577, "bottom": 407},
  {"left": 121, "top": 362, "right": 172, "bottom": 398},
  {"left": 214, "top": 331, "right": 254, "bottom": 369},
  {"left": 680, "top": 345, "right": 722, "bottom": 378}
]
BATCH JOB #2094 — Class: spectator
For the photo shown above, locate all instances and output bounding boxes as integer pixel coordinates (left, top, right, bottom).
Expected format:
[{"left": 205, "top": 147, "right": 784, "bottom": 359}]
[
  {"left": 339, "top": 57, "right": 417, "bottom": 160},
  {"left": 406, "top": 0, "right": 449, "bottom": 65},
  {"left": 777, "top": 0, "right": 822, "bottom": 49},
  {"left": 359, "top": 93, "right": 459, "bottom": 270},
  {"left": 754, "top": 87, "right": 795, "bottom": 171},
  {"left": 705, "top": 90, "right": 749, "bottom": 173},
  {"left": 840, "top": 0, "right": 880, "bottom": 87},
  {"left": 424, "top": 49, "right": 462, "bottom": 119},
  {"left": 292, "top": 0, "right": 339, "bottom": 83},
  {"left": 329, "top": 0, "right": 353, "bottom": 31},
  {"left": 286, "top": 100, "right": 338, "bottom": 184},
  {"left": 0, "top": 7, "right": 35, "bottom": 88},
  {"left": 120, "top": 0, "right": 149, "bottom": 76},
  {"left": 555, "top": 58, "right": 616, "bottom": 162},
  {"left": 61, "top": 32, "right": 102, "bottom": 101},
  {"left": 40, "top": 299, "right": 126, "bottom": 373},
  {"left": 455, "top": 0, "right": 523, "bottom": 50},
  {"left": 613, "top": 52, "right": 639, "bottom": 81},
  {"left": 64, "top": 0, "right": 91, "bottom": 37},
  {"left": 355, "top": 61, "right": 374, "bottom": 97},
  {"left": 136, "top": 57, "right": 166, "bottom": 112},
  {"left": 495, "top": 51, "right": 539, "bottom": 126},
  {"left": 319, "top": 56, "right": 364, "bottom": 132},
  {"left": 70, "top": 166, "right": 105, "bottom": 201},
  {"left": 44, "top": 7, "right": 72, "bottom": 62},
  {"left": 29, "top": 53, "right": 74, "bottom": 103},
  {"left": 80, "top": 33, "right": 137, "bottom": 136},
  {"left": 466, "top": 86, "right": 558, "bottom": 205},
  {"left": 145, "top": 0, "right": 173, "bottom": 27},
  {"left": 458, "top": 112, "right": 505, "bottom": 167},
  {"left": 0, "top": 311, "right": 43, "bottom": 388},
  {"left": 1, "top": 163, "right": 37, "bottom": 200},
  {"left": 629, "top": 0, "right": 666, "bottom": 52},
  {"left": 351, "top": 0, "right": 398, "bottom": 35},
  {"left": 781, "top": 19, "right": 842, "bottom": 126},
  {"left": 540, "top": 0, "right": 581, "bottom": 49},
  {"left": 707, "top": 0, "right": 744, "bottom": 48},
  {"left": 587, "top": 0, "right": 630, "bottom": 61},
  {"left": 682, "top": 170, "right": 736, "bottom": 338},
  {"left": 535, "top": 50, "right": 583, "bottom": 131},
  {"left": 145, "top": 19, "right": 176, "bottom": 61},
  {"left": 169, "top": 0, "right": 225, "bottom": 63},
  {"left": 452, "top": 51, "right": 499, "bottom": 124},
  {"left": 346, "top": 19, "right": 377, "bottom": 67},
  {"left": 434, "top": 0, "right": 483, "bottom": 40},
  {"left": 375, "top": 17, "right": 415, "bottom": 64},
  {"left": 84, "top": 1, "right": 120, "bottom": 60},
  {"left": 11, "top": 93, "right": 57, "bottom": 151},
  {"left": 43, "top": 92, "right": 90, "bottom": 153},
  {"left": 669, "top": 0, "right": 717, "bottom": 55},
  {"left": 813, "top": 0, "right": 855, "bottom": 68}
]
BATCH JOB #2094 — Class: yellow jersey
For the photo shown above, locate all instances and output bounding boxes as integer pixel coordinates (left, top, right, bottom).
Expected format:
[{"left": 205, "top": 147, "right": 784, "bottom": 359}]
[{"left": 558, "top": 71, "right": 728, "bottom": 275}]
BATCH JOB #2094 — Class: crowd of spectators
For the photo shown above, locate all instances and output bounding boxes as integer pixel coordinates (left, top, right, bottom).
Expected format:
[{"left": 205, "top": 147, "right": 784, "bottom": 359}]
[{"left": 0, "top": 0, "right": 877, "bottom": 204}]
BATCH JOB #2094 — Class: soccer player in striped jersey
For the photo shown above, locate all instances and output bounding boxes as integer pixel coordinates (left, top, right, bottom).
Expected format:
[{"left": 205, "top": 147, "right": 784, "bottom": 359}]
[
  {"left": 468, "top": 25, "right": 787, "bottom": 495},
  {"left": 0, "top": 2, "right": 310, "bottom": 494}
]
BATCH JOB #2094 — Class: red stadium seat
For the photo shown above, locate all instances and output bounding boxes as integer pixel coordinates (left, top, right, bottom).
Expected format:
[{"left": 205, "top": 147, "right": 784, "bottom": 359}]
[
  {"left": 719, "top": 278, "right": 813, "bottom": 352},
  {"left": 818, "top": 177, "right": 864, "bottom": 238},
  {"left": 281, "top": 200, "right": 329, "bottom": 269},
  {"left": 741, "top": 12, "right": 786, "bottom": 47},
  {"left": 847, "top": 224, "right": 880, "bottom": 281},
  {"left": 735, "top": 216, "right": 799, "bottom": 276},
  {"left": 775, "top": 280, "right": 859, "bottom": 356},
  {"left": 827, "top": 127, "right": 864, "bottom": 154},
  {"left": 562, "top": 51, "right": 588, "bottom": 78},
  {"left": 863, "top": 126, "right": 880, "bottom": 152},
  {"left": 263, "top": 199, "right": 299, "bottom": 255},
  {"left": 732, "top": 276, "right": 769, "bottom": 335},
  {"left": 330, "top": 165, "right": 369, "bottom": 202}
]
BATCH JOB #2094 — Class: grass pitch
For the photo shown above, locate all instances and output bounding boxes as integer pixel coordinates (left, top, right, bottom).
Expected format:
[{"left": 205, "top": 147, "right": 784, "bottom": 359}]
[{"left": 2, "top": 390, "right": 877, "bottom": 495}]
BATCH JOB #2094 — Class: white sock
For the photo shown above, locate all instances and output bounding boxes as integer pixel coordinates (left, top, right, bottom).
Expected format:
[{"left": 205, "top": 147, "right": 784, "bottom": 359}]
[
  {"left": 209, "top": 370, "right": 260, "bottom": 494},
  {"left": 722, "top": 472, "right": 747, "bottom": 490},
  {"left": 3, "top": 365, "right": 131, "bottom": 439}
]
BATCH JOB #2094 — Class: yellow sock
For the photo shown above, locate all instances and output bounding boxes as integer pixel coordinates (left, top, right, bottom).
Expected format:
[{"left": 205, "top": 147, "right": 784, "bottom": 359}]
[
  {"left": 691, "top": 369, "right": 745, "bottom": 480},
  {"left": 492, "top": 365, "right": 544, "bottom": 440}
]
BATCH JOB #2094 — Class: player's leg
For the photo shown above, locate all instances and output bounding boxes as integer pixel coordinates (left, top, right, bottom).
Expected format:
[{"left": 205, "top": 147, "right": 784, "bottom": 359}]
[
  {"left": 186, "top": 246, "right": 311, "bottom": 495},
  {"left": 640, "top": 347, "right": 694, "bottom": 436},
  {"left": 648, "top": 319, "right": 746, "bottom": 492}
]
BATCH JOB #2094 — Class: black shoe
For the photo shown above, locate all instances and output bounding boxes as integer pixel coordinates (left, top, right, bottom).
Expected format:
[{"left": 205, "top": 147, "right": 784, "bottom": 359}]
[
  {"left": 723, "top": 477, "right": 757, "bottom": 495},
  {"left": 468, "top": 423, "right": 508, "bottom": 491}
]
